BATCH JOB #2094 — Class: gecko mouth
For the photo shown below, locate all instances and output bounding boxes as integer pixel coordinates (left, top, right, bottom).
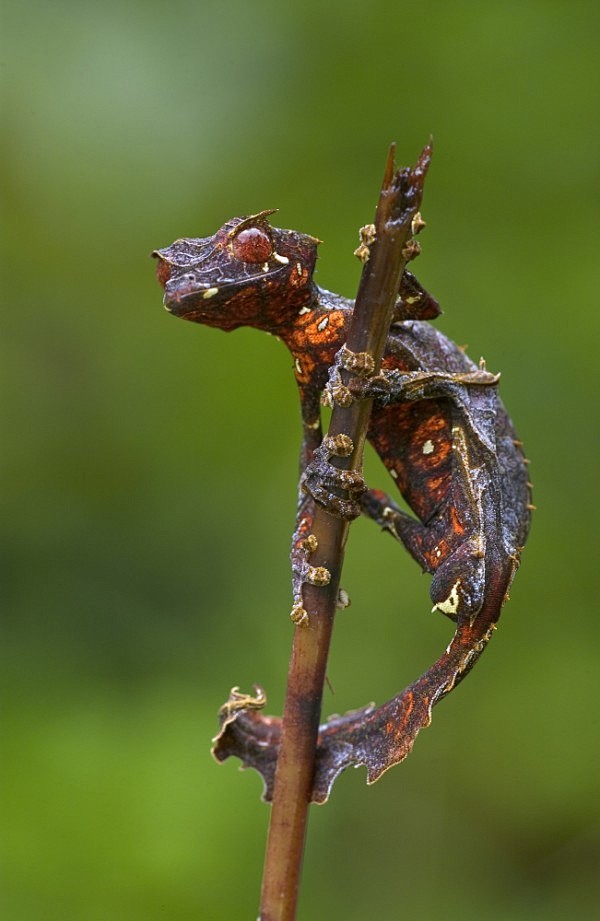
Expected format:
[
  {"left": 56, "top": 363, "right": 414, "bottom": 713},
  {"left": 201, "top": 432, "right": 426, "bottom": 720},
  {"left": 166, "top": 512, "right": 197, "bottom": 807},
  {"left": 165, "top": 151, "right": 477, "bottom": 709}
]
[
  {"left": 162, "top": 264, "right": 288, "bottom": 316},
  {"left": 162, "top": 274, "right": 222, "bottom": 312}
]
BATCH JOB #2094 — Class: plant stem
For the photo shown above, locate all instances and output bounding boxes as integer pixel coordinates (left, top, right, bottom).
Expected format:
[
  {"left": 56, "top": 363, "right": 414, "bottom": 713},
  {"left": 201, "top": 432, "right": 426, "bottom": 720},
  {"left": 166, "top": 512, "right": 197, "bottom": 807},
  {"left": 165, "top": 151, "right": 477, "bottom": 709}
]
[
  {"left": 258, "top": 143, "right": 432, "bottom": 921},
  {"left": 258, "top": 548, "right": 346, "bottom": 921}
]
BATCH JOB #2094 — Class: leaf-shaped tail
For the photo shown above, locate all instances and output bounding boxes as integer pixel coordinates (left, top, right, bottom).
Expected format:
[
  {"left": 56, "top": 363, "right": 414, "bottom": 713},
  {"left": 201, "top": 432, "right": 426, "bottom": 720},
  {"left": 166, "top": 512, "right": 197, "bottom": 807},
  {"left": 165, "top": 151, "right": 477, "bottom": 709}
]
[{"left": 212, "top": 578, "right": 504, "bottom": 803}]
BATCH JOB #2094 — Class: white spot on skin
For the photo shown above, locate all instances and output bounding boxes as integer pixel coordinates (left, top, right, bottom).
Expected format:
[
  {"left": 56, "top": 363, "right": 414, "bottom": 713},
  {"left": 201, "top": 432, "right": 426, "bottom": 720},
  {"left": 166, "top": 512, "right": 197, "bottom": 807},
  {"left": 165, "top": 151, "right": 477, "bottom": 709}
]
[
  {"left": 390, "top": 469, "right": 398, "bottom": 479},
  {"left": 295, "top": 358, "right": 303, "bottom": 375},
  {"left": 435, "top": 547, "right": 442, "bottom": 558},
  {"left": 202, "top": 287, "right": 219, "bottom": 299},
  {"left": 317, "top": 316, "right": 329, "bottom": 332},
  {"left": 273, "top": 252, "right": 289, "bottom": 265},
  {"left": 262, "top": 263, "right": 270, "bottom": 272},
  {"left": 296, "top": 262, "right": 303, "bottom": 275},
  {"left": 432, "top": 580, "right": 461, "bottom": 615},
  {"left": 422, "top": 439, "right": 434, "bottom": 455},
  {"left": 298, "top": 305, "right": 311, "bottom": 315}
]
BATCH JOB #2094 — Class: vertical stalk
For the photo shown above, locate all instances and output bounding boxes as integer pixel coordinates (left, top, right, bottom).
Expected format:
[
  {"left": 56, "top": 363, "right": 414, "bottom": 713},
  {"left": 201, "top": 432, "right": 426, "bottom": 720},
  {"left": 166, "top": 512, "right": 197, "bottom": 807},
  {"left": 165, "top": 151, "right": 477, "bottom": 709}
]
[
  {"left": 259, "top": 541, "right": 346, "bottom": 921},
  {"left": 259, "top": 143, "right": 432, "bottom": 921}
]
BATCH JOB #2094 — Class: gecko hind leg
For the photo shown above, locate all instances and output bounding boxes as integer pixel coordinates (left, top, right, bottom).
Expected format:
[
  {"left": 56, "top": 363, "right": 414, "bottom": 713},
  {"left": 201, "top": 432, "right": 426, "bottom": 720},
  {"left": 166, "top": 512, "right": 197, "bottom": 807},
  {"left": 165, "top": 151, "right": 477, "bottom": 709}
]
[{"left": 360, "top": 488, "right": 433, "bottom": 573}]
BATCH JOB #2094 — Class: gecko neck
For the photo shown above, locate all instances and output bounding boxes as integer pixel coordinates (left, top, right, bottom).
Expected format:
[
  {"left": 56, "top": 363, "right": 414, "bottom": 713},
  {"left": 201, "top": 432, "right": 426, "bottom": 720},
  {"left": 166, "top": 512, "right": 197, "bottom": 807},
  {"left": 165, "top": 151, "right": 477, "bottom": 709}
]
[{"left": 267, "top": 284, "right": 353, "bottom": 347}]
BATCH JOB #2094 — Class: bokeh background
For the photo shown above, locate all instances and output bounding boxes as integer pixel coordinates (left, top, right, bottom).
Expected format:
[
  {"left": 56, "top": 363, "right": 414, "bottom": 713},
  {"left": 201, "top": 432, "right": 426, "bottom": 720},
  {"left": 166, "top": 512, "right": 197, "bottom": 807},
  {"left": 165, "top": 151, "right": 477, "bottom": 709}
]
[{"left": 3, "top": 1, "right": 599, "bottom": 918}]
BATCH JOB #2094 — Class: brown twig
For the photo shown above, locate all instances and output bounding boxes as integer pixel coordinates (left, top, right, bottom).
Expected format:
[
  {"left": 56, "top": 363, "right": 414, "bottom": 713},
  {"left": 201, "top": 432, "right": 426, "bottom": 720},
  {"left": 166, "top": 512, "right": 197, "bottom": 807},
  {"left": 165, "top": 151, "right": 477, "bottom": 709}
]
[{"left": 258, "top": 142, "right": 432, "bottom": 921}]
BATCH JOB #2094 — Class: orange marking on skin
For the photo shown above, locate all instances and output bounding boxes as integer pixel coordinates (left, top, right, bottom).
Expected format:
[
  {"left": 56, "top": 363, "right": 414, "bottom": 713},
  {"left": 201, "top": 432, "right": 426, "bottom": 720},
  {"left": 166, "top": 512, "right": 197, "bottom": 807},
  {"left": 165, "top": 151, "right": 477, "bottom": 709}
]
[
  {"left": 394, "top": 692, "right": 414, "bottom": 740},
  {"left": 424, "top": 538, "right": 451, "bottom": 569},
  {"left": 406, "top": 412, "right": 452, "bottom": 480},
  {"left": 290, "top": 264, "right": 307, "bottom": 287},
  {"left": 294, "top": 516, "right": 315, "bottom": 549},
  {"left": 418, "top": 414, "right": 447, "bottom": 436},
  {"left": 293, "top": 352, "right": 315, "bottom": 383},
  {"left": 307, "top": 310, "right": 345, "bottom": 346},
  {"left": 290, "top": 311, "right": 346, "bottom": 383},
  {"left": 426, "top": 473, "right": 449, "bottom": 497},
  {"left": 449, "top": 504, "right": 466, "bottom": 537}
]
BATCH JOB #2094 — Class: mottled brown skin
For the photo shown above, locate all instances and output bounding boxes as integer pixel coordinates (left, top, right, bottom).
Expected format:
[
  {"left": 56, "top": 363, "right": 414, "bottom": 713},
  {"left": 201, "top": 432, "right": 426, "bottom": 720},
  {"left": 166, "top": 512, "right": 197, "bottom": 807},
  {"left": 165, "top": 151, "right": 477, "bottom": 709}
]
[
  {"left": 153, "top": 212, "right": 531, "bottom": 626},
  {"left": 154, "top": 210, "right": 533, "bottom": 800}
]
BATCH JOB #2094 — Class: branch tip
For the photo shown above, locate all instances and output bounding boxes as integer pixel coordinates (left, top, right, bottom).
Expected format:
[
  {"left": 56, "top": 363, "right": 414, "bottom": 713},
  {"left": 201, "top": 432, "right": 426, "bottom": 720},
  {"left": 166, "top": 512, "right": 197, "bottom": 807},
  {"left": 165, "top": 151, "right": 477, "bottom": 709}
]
[
  {"left": 383, "top": 143, "right": 396, "bottom": 189},
  {"left": 414, "top": 141, "right": 433, "bottom": 184}
]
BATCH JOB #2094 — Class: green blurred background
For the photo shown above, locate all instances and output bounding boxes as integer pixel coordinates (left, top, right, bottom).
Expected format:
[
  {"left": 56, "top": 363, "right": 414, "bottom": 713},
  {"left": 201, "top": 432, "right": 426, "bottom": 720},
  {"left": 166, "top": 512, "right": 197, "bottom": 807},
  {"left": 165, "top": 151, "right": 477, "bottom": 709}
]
[{"left": 3, "top": 1, "right": 599, "bottom": 918}]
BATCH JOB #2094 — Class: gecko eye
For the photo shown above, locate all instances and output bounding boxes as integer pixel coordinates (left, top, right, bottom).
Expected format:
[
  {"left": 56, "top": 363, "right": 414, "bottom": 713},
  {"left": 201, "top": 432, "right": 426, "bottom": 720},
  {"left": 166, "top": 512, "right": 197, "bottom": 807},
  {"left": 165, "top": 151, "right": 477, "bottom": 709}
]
[{"left": 231, "top": 226, "right": 273, "bottom": 264}]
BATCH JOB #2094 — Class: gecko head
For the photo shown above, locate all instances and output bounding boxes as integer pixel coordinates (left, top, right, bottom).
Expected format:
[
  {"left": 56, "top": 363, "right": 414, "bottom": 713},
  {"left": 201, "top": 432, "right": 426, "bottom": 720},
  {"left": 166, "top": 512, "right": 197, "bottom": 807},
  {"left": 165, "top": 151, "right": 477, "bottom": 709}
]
[{"left": 152, "top": 212, "right": 320, "bottom": 332}]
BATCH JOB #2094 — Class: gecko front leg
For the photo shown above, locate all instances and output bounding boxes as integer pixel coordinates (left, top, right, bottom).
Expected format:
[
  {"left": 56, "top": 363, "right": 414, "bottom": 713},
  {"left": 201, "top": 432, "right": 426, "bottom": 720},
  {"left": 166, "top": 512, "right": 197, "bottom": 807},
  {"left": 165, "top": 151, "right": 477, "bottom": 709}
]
[{"left": 302, "top": 346, "right": 378, "bottom": 520}]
